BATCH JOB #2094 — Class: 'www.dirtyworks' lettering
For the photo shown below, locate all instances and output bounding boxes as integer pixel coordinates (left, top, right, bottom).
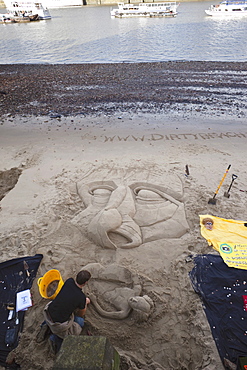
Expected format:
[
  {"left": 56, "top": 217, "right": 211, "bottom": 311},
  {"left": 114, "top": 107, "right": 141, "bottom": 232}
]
[{"left": 103, "top": 132, "right": 247, "bottom": 142}]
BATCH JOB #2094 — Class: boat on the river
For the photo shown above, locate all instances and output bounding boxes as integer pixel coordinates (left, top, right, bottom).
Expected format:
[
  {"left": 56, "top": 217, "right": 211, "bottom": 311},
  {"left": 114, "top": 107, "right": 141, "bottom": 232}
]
[
  {"left": 0, "top": 12, "right": 39, "bottom": 22},
  {"left": 0, "top": 14, "right": 16, "bottom": 22},
  {"left": 2, "top": 1, "right": 51, "bottom": 19},
  {"left": 205, "top": 0, "right": 247, "bottom": 16},
  {"left": 110, "top": 2, "right": 179, "bottom": 17},
  {"left": 4, "top": 0, "right": 83, "bottom": 9}
]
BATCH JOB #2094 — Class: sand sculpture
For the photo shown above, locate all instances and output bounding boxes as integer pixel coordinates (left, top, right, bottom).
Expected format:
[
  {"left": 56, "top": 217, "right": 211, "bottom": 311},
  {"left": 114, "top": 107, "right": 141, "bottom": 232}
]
[
  {"left": 72, "top": 181, "right": 189, "bottom": 249},
  {"left": 83, "top": 263, "right": 154, "bottom": 321}
]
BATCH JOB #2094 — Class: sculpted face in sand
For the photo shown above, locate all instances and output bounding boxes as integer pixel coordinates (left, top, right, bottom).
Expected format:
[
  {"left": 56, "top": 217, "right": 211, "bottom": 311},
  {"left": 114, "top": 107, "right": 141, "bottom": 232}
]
[
  {"left": 202, "top": 217, "right": 214, "bottom": 231},
  {"left": 72, "top": 180, "right": 189, "bottom": 249},
  {"left": 83, "top": 263, "right": 154, "bottom": 321}
]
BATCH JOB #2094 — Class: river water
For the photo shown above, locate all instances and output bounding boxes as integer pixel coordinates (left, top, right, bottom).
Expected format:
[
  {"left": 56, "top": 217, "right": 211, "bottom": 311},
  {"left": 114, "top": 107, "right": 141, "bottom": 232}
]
[{"left": 1, "top": 1, "right": 247, "bottom": 63}]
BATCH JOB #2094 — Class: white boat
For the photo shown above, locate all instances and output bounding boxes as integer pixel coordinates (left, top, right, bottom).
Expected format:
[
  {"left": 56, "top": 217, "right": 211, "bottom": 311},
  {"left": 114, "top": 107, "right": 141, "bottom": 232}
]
[
  {"left": 0, "top": 12, "right": 40, "bottom": 22},
  {"left": 3, "top": 0, "right": 82, "bottom": 10},
  {"left": 111, "top": 2, "right": 179, "bottom": 17},
  {"left": 0, "top": 13, "right": 16, "bottom": 22},
  {"left": 3, "top": 1, "right": 51, "bottom": 19},
  {"left": 205, "top": 0, "right": 247, "bottom": 16}
]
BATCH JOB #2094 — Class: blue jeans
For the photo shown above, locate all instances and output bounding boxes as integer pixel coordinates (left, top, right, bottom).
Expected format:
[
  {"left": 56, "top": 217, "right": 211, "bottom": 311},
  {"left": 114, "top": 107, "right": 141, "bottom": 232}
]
[
  {"left": 50, "top": 333, "right": 63, "bottom": 352},
  {"left": 74, "top": 315, "right": 85, "bottom": 328}
]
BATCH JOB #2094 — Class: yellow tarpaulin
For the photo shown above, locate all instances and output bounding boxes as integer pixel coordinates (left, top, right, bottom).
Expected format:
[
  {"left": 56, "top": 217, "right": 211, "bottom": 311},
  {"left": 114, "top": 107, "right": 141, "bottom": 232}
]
[{"left": 199, "top": 214, "right": 247, "bottom": 269}]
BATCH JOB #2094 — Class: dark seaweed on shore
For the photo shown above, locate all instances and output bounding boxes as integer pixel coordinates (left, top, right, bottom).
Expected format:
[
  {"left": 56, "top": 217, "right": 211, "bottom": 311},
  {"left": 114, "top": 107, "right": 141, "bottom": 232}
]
[{"left": 0, "top": 61, "right": 247, "bottom": 118}]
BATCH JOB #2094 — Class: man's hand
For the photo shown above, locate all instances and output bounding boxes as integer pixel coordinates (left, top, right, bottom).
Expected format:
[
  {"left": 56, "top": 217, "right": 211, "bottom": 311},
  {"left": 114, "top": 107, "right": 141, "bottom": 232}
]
[
  {"left": 88, "top": 293, "right": 96, "bottom": 302},
  {"left": 74, "top": 297, "right": 91, "bottom": 317}
]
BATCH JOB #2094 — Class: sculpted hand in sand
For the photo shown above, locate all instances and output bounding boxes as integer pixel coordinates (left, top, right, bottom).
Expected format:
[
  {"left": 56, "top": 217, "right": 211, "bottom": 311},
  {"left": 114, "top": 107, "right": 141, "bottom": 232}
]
[
  {"left": 83, "top": 263, "right": 154, "bottom": 321},
  {"left": 72, "top": 180, "right": 189, "bottom": 249}
]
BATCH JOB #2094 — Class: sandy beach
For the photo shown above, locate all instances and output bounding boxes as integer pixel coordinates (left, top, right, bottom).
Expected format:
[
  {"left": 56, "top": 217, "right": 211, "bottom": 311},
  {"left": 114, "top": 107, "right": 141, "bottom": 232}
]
[{"left": 1, "top": 62, "right": 247, "bottom": 370}]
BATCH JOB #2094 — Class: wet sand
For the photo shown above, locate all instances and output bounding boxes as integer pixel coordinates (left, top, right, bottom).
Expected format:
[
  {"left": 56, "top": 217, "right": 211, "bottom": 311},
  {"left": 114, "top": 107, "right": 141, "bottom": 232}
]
[{"left": 0, "top": 62, "right": 247, "bottom": 370}]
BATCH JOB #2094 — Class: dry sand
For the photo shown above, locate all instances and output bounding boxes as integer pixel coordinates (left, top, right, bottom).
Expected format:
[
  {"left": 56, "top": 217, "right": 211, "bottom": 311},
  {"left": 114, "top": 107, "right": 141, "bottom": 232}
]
[{"left": 0, "top": 62, "right": 247, "bottom": 370}]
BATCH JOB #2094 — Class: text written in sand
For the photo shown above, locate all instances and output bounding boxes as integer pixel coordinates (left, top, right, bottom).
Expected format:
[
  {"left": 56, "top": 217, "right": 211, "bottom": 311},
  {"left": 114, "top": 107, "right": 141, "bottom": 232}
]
[
  {"left": 81, "top": 132, "right": 247, "bottom": 142},
  {"left": 103, "top": 132, "right": 247, "bottom": 142}
]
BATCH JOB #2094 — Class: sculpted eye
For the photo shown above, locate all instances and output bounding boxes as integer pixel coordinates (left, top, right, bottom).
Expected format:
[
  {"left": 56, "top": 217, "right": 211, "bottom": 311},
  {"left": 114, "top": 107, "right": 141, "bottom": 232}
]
[
  {"left": 130, "top": 183, "right": 183, "bottom": 229},
  {"left": 89, "top": 185, "right": 115, "bottom": 195},
  {"left": 130, "top": 183, "right": 182, "bottom": 207},
  {"left": 133, "top": 187, "right": 168, "bottom": 204},
  {"left": 89, "top": 185, "right": 115, "bottom": 207},
  {"left": 90, "top": 188, "right": 113, "bottom": 196}
]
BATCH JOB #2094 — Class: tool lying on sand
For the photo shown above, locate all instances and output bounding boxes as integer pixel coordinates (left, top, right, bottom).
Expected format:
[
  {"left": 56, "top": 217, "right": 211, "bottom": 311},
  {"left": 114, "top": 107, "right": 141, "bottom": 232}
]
[
  {"left": 185, "top": 165, "right": 190, "bottom": 176},
  {"left": 23, "top": 260, "right": 30, "bottom": 277},
  {"left": 224, "top": 174, "right": 238, "bottom": 198},
  {"left": 208, "top": 164, "right": 231, "bottom": 205}
]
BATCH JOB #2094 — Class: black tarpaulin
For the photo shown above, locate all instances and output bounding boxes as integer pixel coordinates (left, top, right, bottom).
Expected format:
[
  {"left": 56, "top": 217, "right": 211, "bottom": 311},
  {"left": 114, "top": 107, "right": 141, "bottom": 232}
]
[
  {"left": 189, "top": 254, "right": 247, "bottom": 367},
  {"left": 0, "top": 254, "right": 43, "bottom": 368}
]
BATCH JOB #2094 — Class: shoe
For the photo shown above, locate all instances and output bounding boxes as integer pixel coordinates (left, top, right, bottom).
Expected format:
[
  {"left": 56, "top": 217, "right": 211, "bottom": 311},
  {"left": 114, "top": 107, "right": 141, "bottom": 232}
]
[
  {"left": 49, "top": 337, "right": 58, "bottom": 355},
  {"left": 49, "top": 335, "right": 63, "bottom": 355},
  {"left": 36, "top": 323, "right": 50, "bottom": 343}
]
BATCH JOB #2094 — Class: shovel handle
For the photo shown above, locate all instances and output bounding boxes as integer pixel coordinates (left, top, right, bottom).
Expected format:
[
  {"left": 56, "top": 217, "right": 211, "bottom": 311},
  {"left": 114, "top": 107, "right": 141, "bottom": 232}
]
[
  {"left": 214, "top": 164, "right": 231, "bottom": 195},
  {"left": 226, "top": 174, "right": 238, "bottom": 193}
]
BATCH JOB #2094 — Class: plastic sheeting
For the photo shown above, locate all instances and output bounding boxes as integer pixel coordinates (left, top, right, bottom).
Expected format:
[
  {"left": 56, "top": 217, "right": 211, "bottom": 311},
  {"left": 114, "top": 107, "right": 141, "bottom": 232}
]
[
  {"left": 199, "top": 215, "right": 247, "bottom": 269},
  {"left": 0, "top": 254, "right": 43, "bottom": 368},
  {"left": 189, "top": 254, "right": 247, "bottom": 367}
]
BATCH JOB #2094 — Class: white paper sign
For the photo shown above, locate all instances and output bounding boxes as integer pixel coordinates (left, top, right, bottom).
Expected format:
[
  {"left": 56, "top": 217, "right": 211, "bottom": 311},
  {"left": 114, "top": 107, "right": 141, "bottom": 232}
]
[{"left": 16, "top": 289, "right": 32, "bottom": 312}]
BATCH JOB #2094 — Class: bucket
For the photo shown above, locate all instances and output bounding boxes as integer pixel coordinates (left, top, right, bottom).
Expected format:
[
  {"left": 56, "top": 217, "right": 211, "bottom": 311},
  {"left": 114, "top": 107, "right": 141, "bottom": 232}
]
[{"left": 37, "top": 269, "right": 64, "bottom": 300}]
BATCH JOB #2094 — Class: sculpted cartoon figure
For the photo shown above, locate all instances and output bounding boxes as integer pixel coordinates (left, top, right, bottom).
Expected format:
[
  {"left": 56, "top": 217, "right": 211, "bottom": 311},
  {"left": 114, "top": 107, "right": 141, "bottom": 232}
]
[
  {"left": 83, "top": 263, "right": 154, "bottom": 321},
  {"left": 72, "top": 180, "right": 189, "bottom": 249}
]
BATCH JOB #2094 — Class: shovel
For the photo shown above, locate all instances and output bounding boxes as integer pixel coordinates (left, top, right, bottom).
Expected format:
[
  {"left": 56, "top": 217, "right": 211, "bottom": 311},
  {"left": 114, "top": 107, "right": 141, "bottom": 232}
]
[
  {"left": 208, "top": 164, "right": 231, "bottom": 205},
  {"left": 224, "top": 174, "right": 238, "bottom": 198}
]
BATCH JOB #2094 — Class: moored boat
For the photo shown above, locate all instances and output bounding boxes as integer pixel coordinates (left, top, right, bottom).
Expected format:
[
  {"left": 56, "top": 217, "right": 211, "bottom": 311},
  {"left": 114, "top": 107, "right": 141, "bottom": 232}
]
[
  {"left": 0, "top": 12, "right": 39, "bottom": 22},
  {"left": 0, "top": 13, "right": 16, "bottom": 22},
  {"left": 205, "top": 0, "right": 247, "bottom": 16},
  {"left": 4, "top": 0, "right": 83, "bottom": 9},
  {"left": 3, "top": 1, "right": 51, "bottom": 19},
  {"left": 111, "top": 2, "right": 179, "bottom": 17}
]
